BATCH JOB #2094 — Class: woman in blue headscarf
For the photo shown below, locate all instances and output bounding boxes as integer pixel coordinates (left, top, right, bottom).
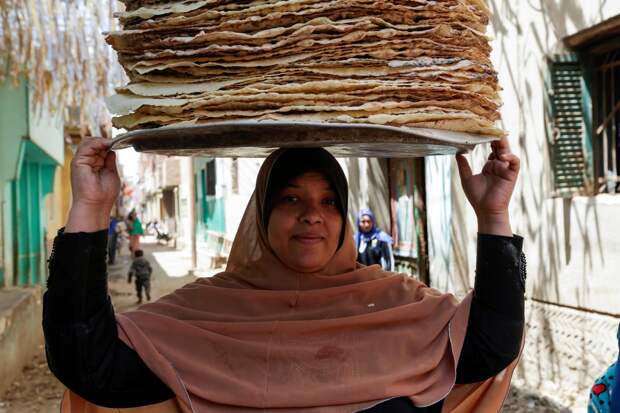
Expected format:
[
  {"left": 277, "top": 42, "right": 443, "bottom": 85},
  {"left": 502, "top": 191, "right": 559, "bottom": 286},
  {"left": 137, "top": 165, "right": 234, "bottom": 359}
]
[{"left": 355, "top": 208, "right": 394, "bottom": 271}]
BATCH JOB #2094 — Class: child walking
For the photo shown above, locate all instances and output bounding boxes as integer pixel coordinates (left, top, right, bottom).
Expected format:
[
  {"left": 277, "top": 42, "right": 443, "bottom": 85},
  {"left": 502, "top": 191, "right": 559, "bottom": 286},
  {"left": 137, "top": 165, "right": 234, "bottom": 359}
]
[{"left": 127, "top": 249, "right": 152, "bottom": 304}]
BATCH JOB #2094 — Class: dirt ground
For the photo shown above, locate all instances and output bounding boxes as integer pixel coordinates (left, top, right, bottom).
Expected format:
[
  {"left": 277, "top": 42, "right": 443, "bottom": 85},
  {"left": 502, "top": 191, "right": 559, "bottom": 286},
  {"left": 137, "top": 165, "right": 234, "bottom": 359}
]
[
  {"left": 0, "top": 238, "right": 575, "bottom": 413},
  {"left": 0, "top": 238, "right": 197, "bottom": 413}
]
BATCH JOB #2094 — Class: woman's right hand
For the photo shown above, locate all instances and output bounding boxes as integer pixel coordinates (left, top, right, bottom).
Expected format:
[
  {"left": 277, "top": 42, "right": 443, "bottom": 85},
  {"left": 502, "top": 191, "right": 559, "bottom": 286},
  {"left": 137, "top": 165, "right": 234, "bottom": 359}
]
[{"left": 65, "top": 138, "right": 121, "bottom": 233}]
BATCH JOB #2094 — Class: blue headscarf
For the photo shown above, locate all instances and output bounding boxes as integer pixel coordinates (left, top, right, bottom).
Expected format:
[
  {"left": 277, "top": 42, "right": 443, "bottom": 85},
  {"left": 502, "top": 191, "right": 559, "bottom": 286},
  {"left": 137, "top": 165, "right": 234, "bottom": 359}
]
[{"left": 354, "top": 208, "right": 393, "bottom": 248}]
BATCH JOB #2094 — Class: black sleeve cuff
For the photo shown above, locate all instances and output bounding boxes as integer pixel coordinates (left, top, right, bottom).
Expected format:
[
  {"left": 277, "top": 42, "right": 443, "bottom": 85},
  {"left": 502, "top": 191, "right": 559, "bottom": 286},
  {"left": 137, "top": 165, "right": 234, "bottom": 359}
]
[{"left": 474, "top": 233, "right": 526, "bottom": 319}]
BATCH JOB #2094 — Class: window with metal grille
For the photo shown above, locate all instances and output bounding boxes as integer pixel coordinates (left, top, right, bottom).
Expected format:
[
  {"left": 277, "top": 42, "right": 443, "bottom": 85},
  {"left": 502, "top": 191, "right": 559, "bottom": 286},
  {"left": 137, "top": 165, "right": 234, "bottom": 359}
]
[
  {"left": 546, "top": 55, "right": 588, "bottom": 195},
  {"left": 591, "top": 48, "right": 620, "bottom": 194}
]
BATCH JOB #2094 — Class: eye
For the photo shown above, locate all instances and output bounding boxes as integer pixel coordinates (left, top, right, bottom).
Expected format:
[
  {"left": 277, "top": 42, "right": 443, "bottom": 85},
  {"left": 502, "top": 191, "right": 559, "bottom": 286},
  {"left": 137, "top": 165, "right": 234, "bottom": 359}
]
[
  {"left": 322, "top": 198, "right": 338, "bottom": 207},
  {"left": 281, "top": 195, "right": 299, "bottom": 204}
]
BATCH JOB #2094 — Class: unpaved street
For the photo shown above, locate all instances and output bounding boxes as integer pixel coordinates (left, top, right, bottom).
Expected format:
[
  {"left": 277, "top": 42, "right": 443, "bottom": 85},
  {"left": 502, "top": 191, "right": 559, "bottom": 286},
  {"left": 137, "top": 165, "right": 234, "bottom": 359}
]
[{"left": 0, "top": 237, "right": 199, "bottom": 413}]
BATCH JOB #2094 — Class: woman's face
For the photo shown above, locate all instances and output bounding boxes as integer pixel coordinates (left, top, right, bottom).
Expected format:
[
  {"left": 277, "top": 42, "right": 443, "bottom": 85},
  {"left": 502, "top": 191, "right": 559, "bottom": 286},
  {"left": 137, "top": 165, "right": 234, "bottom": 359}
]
[
  {"left": 359, "top": 215, "right": 373, "bottom": 233},
  {"left": 267, "top": 172, "right": 343, "bottom": 273}
]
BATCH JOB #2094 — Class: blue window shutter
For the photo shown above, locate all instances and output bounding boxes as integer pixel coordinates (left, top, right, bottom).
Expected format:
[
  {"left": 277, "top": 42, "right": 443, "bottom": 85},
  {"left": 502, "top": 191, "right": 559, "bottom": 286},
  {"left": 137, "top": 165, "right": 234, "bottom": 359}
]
[{"left": 547, "top": 54, "right": 587, "bottom": 194}]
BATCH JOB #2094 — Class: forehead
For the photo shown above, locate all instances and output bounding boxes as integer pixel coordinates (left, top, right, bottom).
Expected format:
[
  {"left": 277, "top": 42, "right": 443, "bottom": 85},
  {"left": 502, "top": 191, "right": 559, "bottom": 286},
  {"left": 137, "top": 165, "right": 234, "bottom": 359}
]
[
  {"left": 285, "top": 172, "right": 333, "bottom": 189},
  {"left": 361, "top": 215, "right": 373, "bottom": 221}
]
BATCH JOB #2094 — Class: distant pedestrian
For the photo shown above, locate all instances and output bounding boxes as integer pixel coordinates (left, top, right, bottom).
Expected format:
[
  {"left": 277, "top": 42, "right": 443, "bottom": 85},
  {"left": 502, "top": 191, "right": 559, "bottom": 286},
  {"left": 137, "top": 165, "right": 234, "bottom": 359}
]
[
  {"left": 354, "top": 208, "right": 394, "bottom": 271},
  {"left": 107, "top": 216, "right": 120, "bottom": 265},
  {"left": 127, "top": 209, "right": 144, "bottom": 253},
  {"left": 127, "top": 249, "right": 152, "bottom": 304}
]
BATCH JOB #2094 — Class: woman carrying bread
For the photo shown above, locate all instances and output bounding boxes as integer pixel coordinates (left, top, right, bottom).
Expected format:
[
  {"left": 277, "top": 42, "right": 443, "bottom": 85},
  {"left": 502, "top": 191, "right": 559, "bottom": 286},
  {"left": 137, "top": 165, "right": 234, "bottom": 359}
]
[{"left": 44, "top": 137, "right": 525, "bottom": 412}]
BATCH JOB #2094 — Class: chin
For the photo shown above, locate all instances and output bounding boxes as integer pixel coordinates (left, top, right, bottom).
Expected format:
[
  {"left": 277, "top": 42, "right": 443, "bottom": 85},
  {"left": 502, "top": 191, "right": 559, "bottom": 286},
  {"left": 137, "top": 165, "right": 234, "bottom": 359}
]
[{"left": 288, "top": 259, "right": 328, "bottom": 273}]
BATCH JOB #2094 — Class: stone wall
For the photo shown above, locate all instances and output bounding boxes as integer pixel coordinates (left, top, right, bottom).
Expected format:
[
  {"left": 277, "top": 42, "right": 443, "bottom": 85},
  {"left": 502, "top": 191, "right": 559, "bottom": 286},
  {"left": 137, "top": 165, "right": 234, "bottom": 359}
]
[{"left": 0, "top": 288, "right": 43, "bottom": 395}]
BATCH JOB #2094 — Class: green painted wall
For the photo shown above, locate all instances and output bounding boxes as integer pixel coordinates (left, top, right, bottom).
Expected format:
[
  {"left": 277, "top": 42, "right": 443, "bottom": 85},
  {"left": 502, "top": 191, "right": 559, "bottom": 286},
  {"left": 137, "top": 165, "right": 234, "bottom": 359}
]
[
  {"left": 194, "top": 158, "right": 226, "bottom": 235},
  {"left": 12, "top": 142, "right": 56, "bottom": 286},
  {"left": 0, "top": 80, "right": 61, "bottom": 287},
  {"left": 0, "top": 80, "right": 28, "bottom": 188},
  {"left": 0, "top": 80, "right": 28, "bottom": 287}
]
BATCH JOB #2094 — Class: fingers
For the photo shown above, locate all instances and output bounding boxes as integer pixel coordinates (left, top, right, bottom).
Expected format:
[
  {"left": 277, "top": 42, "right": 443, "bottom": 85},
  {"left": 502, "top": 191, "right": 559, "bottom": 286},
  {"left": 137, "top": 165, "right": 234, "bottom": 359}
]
[
  {"left": 490, "top": 154, "right": 520, "bottom": 181},
  {"left": 104, "top": 151, "right": 119, "bottom": 176},
  {"left": 73, "top": 137, "right": 112, "bottom": 169},
  {"left": 75, "top": 137, "right": 111, "bottom": 157},
  {"left": 455, "top": 154, "right": 473, "bottom": 181},
  {"left": 487, "top": 138, "right": 519, "bottom": 180},
  {"left": 491, "top": 137, "right": 511, "bottom": 157},
  {"left": 499, "top": 153, "right": 521, "bottom": 173}
]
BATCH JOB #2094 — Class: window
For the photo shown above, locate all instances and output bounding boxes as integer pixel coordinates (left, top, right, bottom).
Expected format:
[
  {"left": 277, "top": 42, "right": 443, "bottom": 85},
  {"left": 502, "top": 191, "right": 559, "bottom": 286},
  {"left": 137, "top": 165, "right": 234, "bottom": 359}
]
[
  {"left": 553, "top": 19, "right": 620, "bottom": 195},
  {"left": 205, "top": 160, "right": 216, "bottom": 196},
  {"left": 590, "top": 48, "right": 620, "bottom": 193},
  {"left": 546, "top": 54, "right": 589, "bottom": 195}
]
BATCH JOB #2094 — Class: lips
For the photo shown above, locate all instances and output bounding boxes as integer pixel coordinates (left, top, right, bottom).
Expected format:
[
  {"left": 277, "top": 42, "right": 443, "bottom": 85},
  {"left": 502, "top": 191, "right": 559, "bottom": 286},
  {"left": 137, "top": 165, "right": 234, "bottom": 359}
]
[{"left": 292, "top": 233, "right": 325, "bottom": 244}]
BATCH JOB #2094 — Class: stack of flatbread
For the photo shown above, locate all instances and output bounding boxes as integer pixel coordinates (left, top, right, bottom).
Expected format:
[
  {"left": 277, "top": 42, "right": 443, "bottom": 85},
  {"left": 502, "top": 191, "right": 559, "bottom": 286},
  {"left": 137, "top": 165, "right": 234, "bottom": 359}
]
[{"left": 106, "top": 0, "right": 504, "bottom": 136}]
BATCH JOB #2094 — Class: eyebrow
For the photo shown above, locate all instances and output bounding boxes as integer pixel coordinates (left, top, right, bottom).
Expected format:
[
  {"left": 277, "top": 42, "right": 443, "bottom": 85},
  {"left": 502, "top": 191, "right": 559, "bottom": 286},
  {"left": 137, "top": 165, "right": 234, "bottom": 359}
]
[{"left": 283, "top": 184, "right": 335, "bottom": 191}]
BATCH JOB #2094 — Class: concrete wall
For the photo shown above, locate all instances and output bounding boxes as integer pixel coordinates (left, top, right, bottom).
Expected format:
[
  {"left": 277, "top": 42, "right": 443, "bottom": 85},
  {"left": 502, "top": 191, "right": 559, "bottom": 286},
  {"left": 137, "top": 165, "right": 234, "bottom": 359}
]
[
  {"left": 428, "top": 0, "right": 620, "bottom": 312},
  {"left": 0, "top": 288, "right": 43, "bottom": 395},
  {"left": 340, "top": 158, "right": 391, "bottom": 233},
  {"left": 28, "top": 96, "right": 64, "bottom": 165},
  {"left": 485, "top": 0, "right": 620, "bottom": 314},
  {"left": 426, "top": 156, "right": 455, "bottom": 294},
  {"left": 45, "top": 144, "right": 74, "bottom": 254},
  {"left": 423, "top": 2, "right": 620, "bottom": 408},
  {"left": 177, "top": 157, "right": 193, "bottom": 250},
  {"left": 221, "top": 158, "right": 262, "bottom": 241}
]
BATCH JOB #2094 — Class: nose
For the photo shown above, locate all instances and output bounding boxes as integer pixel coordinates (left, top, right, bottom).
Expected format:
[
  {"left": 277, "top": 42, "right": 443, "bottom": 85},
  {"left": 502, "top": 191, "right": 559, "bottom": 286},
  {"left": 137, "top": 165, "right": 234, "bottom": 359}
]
[{"left": 299, "top": 202, "right": 323, "bottom": 225}]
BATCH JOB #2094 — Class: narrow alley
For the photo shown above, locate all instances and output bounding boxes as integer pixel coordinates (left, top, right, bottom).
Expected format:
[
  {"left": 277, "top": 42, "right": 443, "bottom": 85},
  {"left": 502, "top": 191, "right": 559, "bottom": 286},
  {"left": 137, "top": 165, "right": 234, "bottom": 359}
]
[{"left": 0, "top": 236, "right": 212, "bottom": 413}]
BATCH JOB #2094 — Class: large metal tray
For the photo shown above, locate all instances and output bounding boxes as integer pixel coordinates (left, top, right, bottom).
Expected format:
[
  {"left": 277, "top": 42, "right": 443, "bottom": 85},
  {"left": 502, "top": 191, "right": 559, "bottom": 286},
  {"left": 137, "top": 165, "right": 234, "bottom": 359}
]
[{"left": 111, "top": 121, "right": 498, "bottom": 158}]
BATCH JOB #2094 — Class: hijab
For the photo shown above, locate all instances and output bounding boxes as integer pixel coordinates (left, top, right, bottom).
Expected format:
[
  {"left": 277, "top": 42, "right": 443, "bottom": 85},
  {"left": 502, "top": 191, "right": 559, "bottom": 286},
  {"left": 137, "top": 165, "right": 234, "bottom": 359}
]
[
  {"left": 62, "top": 148, "right": 519, "bottom": 413},
  {"left": 354, "top": 208, "right": 393, "bottom": 248}
]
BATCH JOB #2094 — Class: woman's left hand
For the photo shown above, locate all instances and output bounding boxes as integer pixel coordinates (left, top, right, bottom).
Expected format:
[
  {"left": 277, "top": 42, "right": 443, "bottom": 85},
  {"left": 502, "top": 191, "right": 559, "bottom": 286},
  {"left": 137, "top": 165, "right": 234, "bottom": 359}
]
[{"left": 456, "top": 137, "right": 520, "bottom": 236}]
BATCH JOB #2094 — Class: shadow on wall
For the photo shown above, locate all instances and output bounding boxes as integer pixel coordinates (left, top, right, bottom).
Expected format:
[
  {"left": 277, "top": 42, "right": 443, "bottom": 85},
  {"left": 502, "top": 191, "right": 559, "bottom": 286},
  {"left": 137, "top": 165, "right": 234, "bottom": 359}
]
[
  {"left": 449, "top": 153, "right": 473, "bottom": 294},
  {"left": 484, "top": 0, "right": 610, "bottom": 407},
  {"left": 426, "top": 156, "right": 453, "bottom": 292}
]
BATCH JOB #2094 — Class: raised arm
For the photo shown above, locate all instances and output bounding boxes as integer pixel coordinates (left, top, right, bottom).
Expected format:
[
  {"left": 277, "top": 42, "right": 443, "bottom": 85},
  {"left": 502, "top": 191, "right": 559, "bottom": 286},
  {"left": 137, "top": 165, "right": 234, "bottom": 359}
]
[
  {"left": 454, "top": 137, "right": 526, "bottom": 383},
  {"left": 43, "top": 138, "right": 173, "bottom": 407}
]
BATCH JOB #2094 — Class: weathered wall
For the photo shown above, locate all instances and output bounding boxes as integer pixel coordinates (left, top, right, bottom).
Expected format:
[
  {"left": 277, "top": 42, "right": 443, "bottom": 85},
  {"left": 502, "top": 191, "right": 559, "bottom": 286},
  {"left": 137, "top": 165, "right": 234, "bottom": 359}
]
[
  {"left": 430, "top": 1, "right": 620, "bottom": 312},
  {"left": 0, "top": 80, "right": 28, "bottom": 189},
  {"left": 45, "top": 144, "right": 74, "bottom": 258},
  {"left": 425, "top": 2, "right": 620, "bottom": 409},
  {"left": 27, "top": 96, "right": 64, "bottom": 165},
  {"left": 0, "top": 288, "right": 43, "bottom": 395},
  {"left": 341, "top": 158, "right": 391, "bottom": 233}
]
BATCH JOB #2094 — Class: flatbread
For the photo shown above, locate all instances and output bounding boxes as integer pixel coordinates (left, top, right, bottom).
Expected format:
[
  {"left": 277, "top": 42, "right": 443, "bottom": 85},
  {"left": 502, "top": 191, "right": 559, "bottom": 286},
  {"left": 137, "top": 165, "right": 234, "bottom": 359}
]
[{"left": 106, "top": 0, "right": 505, "bottom": 137}]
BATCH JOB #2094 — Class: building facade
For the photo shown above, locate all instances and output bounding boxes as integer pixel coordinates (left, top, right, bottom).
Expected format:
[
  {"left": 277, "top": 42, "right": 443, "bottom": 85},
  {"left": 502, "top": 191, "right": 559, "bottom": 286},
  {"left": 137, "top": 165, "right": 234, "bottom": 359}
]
[
  {"left": 0, "top": 80, "right": 65, "bottom": 287},
  {"left": 425, "top": 3, "right": 620, "bottom": 409}
]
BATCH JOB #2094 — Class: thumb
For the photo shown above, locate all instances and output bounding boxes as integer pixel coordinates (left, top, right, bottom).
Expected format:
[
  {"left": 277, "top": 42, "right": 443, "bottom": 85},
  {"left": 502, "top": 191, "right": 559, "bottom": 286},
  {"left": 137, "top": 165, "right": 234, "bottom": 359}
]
[{"left": 456, "top": 154, "right": 472, "bottom": 182}]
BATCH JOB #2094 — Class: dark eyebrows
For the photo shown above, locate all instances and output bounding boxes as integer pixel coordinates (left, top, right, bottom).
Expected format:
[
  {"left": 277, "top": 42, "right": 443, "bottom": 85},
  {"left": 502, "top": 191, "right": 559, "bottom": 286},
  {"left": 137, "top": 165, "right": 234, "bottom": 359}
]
[{"left": 283, "top": 184, "right": 335, "bottom": 192}]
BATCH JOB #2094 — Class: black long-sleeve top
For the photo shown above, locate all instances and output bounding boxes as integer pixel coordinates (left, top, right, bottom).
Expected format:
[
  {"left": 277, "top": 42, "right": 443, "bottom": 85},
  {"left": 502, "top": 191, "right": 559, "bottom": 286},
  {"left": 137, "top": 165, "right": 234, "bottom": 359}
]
[{"left": 43, "top": 230, "right": 526, "bottom": 412}]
